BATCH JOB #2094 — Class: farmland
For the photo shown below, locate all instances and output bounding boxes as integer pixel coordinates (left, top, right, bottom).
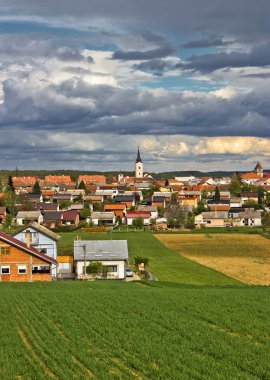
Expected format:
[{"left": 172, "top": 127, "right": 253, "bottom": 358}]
[
  {"left": 0, "top": 281, "right": 269, "bottom": 380},
  {"left": 58, "top": 231, "right": 241, "bottom": 285},
  {"left": 156, "top": 234, "right": 270, "bottom": 285}
]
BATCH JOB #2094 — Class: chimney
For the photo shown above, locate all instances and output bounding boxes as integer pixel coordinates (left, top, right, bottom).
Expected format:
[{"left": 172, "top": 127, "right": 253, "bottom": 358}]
[{"left": 26, "top": 230, "right": 31, "bottom": 248}]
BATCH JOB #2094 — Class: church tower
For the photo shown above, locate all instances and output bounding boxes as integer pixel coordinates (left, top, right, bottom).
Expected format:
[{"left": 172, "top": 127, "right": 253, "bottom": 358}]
[
  {"left": 135, "top": 147, "right": 143, "bottom": 178},
  {"left": 254, "top": 162, "right": 263, "bottom": 178}
]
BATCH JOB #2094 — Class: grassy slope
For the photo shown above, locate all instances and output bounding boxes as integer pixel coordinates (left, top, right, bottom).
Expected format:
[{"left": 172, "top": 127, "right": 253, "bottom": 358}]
[
  {"left": 0, "top": 281, "right": 269, "bottom": 380},
  {"left": 58, "top": 231, "right": 241, "bottom": 285}
]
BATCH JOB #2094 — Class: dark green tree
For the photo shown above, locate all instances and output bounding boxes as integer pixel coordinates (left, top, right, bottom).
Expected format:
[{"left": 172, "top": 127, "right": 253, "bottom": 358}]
[
  {"left": 164, "top": 179, "right": 169, "bottom": 186},
  {"left": 229, "top": 174, "right": 241, "bottom": 196},
  {"left": 258, "top": 187, "right": 264, "bottom": 209},
  {"left": 214, "top": 186, "right": 220, "bottom": 201},
  {"left": 7, "top": 176, "right": 15, "bottom": 193},
  {"left": 32, "top": 180, "right": 41, "bottom": 194},
  {"left": 78, "top": 180, "right": 86, "bottom": 190}
]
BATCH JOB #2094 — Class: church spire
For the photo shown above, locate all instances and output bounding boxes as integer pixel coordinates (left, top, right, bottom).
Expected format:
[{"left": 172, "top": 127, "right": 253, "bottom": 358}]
[{"left": 136, "top": 147, "right": 142, "bottom": 163}]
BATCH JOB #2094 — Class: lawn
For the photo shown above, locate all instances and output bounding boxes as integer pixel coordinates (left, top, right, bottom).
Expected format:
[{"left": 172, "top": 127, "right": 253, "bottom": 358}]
[
  {"left": 0, "top": 281, "right": 269, "bottom": 380},
  {"left": 58, "top": 231, "right": 241, "bottom": 285},
  {"left": 156, "top": 234, "right": 270, "bottom": 285}
]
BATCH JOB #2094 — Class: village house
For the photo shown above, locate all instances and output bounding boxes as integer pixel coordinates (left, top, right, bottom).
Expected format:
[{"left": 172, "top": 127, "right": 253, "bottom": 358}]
[
  {"left": 114, "top": 195, "right": 135, "bottom": 209},
  {"left": 16, "top": 211, "right": 44, "bottom": 225},
  {"left": 62, "top": 210, "right": 80, "bottom": 226},
  {"left": 126, "top": 211, "right": 152, "bottom": 226},
  {"left": 13, "top": 222, "right": 60, "bottom": 278},
  {"left": 86, "top": 195, "right": 104, "bottom": 204},
  {"left": 74, "top": 240, "right": 128, "bottom": 279},
  {"left": 12, "top": 176, "right": 37, "bottom": 193},
  {"left": 78, "top": 175, "right": 106, "bottom": 186},
  {"left": 152, "top": 196, "right": 166, "bottom": 208},
  {"left": 0, "top": 230, "right": 57, "bottom": 282},
  {"left": 90, "top": 211, "right": 116, "bottom": 226},
  {"left": 178, "top": 195, "right": 198, "bottom": 211},
  {"left": 103, "top": 204, "right": 127, "bottom": 220},
  {"left": 236, "top": 209, "right": 262, "bottom": 227},
  {"left": 35, "top": 202, "right": 60, "bottom": 212},
  {"left": 195, "top": 211, "right": 230, "bottom": 228},
  {"left": 137, "top": 205, "right": 158, "bottom": 219},
  {"left": 43, "top": 211, "right": 63, "bottom": 228},
  {"left": 96, "top": 189, "right": 118, "bottom": 199}
]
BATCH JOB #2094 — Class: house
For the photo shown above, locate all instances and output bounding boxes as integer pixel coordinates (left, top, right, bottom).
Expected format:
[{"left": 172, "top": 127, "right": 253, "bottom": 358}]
[
  {"left": 152, "top": 196, "right": 166, "bottom": 208},
  {"left": 43, "top": 211, "right": 63, "bottom": 228},
  {"left": 86, "top": 195, "right": 104, "bottom": 204},
  {"left": 137, "top": 205, "right": 158, "bottom": 219},
  {"left": 0, "top": 230, "right": 57, "bottom": 282},
  {"left": 114, "top": 195, "right": 135, "bottom": 209},
  {"left": 13, "top": 222, "right": 60, "bottom": 277},
  {"left": 96, "top": 189, "right": 118, "bottom": 199},
  {"left": 53, "top": 194, "right": 73, "bottom": 203},
  {"left": 178, "top": 195, "right": 198, "bottom": 211},
  {"left": 12, "top": 176, "right": 37, "bottom": 193},
  {"left": 20, "top": 193, "right": 43, "bottom": 204},
  {"left": 126, "top": 211, "right": 152, "bottom": 226},
  {"left": 103, "top": 204, "right": 127, "bottom": 219},
  {"left": 238, "top": 209, "right": 262, "bottom": 227},
  {"left": 45, "top": 175, "right": 72, "bottom": 185},
  {"left": 228, "top": 207, "right": 245, "bottom": 218},
  {"left": 195, "top": 211, "right": 230, "bottom": 228},
  {"left": 241, "top": 192, "right": 259, "bottom": 204},
  {"left": 74, "top": 240, "right": 128, "bottom": 279},
  {"left": 62, "top": 210, "right": 80, "bottom": 226},
  {"left": 90, "top": 212, "right": 116, "bottom": 226},
  {"left": 78, "top": 175, "right": 106, "bottom": 185},
  {"left": 16, "top": 211, "right": 44, "bottom": 225},
  {"left": 153, "top": 191, "right": 172, "bottom": 203},
  {"left": 229, "top": 198, "right": 243, "bottom": 208},
  {"left": 35, "top": 202, "right": 60, "bottom": 212}
]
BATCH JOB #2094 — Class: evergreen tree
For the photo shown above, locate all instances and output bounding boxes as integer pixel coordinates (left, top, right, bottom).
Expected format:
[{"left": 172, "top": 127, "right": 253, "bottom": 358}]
[
  {"left": 78, "top": 180, "right": 86, "bottom": 190},
  {"left": 32, "top": 180, "right": 41, "bottom": 194},
  {"left": 164, "top": 179, "right": 169, "bottom": 186},
  {"left": 229, "top": 173, "right": 241, "bottom": 196},
  {"left": 7, "top": 176, "right": 15, "bottom": 193},
  {"left": 214, "top": 186, "right": 220, "bottom": 201},
  {"left": 258, "top": 187, "right": 264, "bottom": 209}
]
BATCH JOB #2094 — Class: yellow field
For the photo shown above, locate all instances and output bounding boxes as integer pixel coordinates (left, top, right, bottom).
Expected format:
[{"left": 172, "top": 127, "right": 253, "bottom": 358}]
[{"left": 155, "top": 234, "right": 270, "bottom": 285}]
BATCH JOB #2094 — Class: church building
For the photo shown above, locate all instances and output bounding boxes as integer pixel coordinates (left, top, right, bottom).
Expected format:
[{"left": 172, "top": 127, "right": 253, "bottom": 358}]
[{"left": 135, "top": 148, "right": 143, "bottom": 178}]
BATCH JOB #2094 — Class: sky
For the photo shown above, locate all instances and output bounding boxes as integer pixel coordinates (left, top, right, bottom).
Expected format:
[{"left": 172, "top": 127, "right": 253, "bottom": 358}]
[{"left": 0, "top": 0, "right": 270, "bottom": 172}]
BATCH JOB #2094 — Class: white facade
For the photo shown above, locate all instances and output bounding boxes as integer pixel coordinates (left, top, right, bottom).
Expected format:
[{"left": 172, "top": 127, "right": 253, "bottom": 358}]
[{"left": 76, "top": 260, "right": 125, "bottom": 279}]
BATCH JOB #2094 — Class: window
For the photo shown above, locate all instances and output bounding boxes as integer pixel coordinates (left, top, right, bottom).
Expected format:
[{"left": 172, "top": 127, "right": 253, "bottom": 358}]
[
  {"left": 0, "top": 246, "right": 10, "bottom": 255},
  {"left": 38, "top": 248, "right": 47, "bottom": 254},
  {"left": 1, "top": 266, "right": 10, "bottom": 275},
  {"left": 32, "top": 265, "right": 50, "bottom": 274},
  {"left": 18, "top": 265, "right": 27, "bottom": 274},
  {"left": 105, "top": 265, "right": 118, "bottom": 273}
]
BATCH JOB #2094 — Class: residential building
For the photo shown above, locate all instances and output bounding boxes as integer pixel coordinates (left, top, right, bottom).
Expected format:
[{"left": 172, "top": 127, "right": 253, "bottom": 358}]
[
  {"left": 90, "top": 212, "right": 116, "bottom": 226},
  {"left": 0, "top": 230, "right": 57, "bottom": 282},
  {"left": 74, "top": 240, "right": 128, "bottom": 279},
  {"left": 13, "top": 222, "right": 60, "bottom": 277},
  {"left": 16, "top": 211, "right": 44, "bottom": 225}
]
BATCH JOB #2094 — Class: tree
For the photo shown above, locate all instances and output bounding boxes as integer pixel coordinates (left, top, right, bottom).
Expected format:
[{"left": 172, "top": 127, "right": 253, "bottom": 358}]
[
  {"left": 132, "top": 217, "right": 144, "bottom": 228},
  {"left": 164, "top": 179, "right": 169, "bottom": 186},
  {"left": 258, "top": 187, "right": 264, "bottom": 209},
  {"left": 186, "top": 214, "right": 195, "bottom": 229},
  {"left": 7, "top": 176, "right": 15, "bottom": 193},
  {"left": 32, "top": 180, "right": 41, "bottom": 194},
  {"left": 79, "top": 208, "right": 91, "bottom": 220},
  {"left": 157, "top": 206, "right": 164, "bottom": 217},
  {"left": 134, "top": 256, "right": 149, "bottom": 268},
  {"left": 262, "top": 212, "right": 270, "bottom": 227},
  {"left": 78, "top": 180, "right": 86, "bottom": 190},
  {"left": 214, "top": 186, "right": 220, "bottom": 201},
  {"left": 165, "top": 204, "right": 187, "bottom": 228},
  {"left": 229, "top": 174, "right": 241, "bottom": 196},
  {"left": 193, "top": 201, "right": 207, "bottom": 215}
]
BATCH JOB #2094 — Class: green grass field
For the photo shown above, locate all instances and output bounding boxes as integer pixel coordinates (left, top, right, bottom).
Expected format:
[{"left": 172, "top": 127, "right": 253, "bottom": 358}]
[
  {"left": 0, "top": 281, "right": 269, "bottom": 380},
  {"left": 58, "top": 231, "right": 241, "bottom": 285}
]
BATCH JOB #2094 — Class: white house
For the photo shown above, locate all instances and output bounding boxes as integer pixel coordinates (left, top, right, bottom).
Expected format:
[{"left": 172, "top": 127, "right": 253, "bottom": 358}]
[
  {"left": 90, "top": 212, "right": 116, "bottom": 226},
  {"left": 74, "top": 240, "right": 128, "bottom": 279},
  {"left": 13, "top": 222, "right": 60, "bottom": 277},
  {"left": 238, "top": 209, "right": 262, "bottom": 227},
  {"left": 15, "top": 211, "right": 44, "bottom": 225},
  {"left": 126, "top": 211, "right": 152, "bottom": 226},
  {"left": 137, "top": 205, "right": 158, "bottom": 219}
]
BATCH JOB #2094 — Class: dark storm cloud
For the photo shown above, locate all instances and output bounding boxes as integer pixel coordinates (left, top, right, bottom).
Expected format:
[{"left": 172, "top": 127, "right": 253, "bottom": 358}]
[
  {"left": 179, "top": 42, "right": 270, "bottom": 73},
  {"left": 112, "top": 43, "right": 173, "bottom": 61},
  {"left": 1, "top": 1, "right": 269, "bottom": 43},
  {"left": 182, "top": 37, "right": 234, "bottom": 49},
  {"left": 133, "top": 59, "right": 175, "bottom": 76},
  {"left": 1, "top": 70, "right": 269, "bottom": 139}
]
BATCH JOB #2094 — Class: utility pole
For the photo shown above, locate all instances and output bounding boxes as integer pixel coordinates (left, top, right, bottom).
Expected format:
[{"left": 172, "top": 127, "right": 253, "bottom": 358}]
[{"left": 83, "top": 244, "right": 86, "bottom": 279}]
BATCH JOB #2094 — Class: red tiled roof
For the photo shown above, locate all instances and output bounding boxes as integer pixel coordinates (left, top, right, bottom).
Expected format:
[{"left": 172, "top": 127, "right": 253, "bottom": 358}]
[
  {"left": 0, "top": 231, "right": 57, "bottom": 264},
  {"left": 104, "top": 204, "right": 126, "bottom": 210},
  {"left": 79, "top": 175, "right": 106, "bottom": 184},
  {"left": 62, "top": 210, "right": 79, "bottom": 221},
  {"left": 45, "top": 175, "right": 71, "bottom": 183},
  {"left": 241, "top": 172, "right": 261, "bottom": 180}
]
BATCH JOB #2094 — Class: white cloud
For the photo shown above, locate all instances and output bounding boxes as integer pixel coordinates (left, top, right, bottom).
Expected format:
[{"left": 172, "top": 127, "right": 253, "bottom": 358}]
[{"left": 193, "top": 136, "right": 270, "bottom": 156}]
